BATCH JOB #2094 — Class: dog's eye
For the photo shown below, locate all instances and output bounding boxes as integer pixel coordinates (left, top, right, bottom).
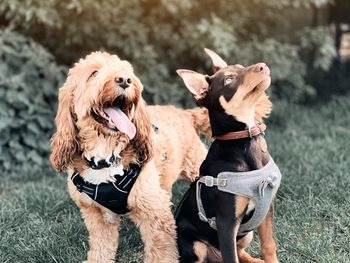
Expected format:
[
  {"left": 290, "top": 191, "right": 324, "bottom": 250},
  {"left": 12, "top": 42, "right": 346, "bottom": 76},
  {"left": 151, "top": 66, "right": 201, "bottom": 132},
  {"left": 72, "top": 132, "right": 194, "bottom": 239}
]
[
  {"left": 90, "top": 70, "right": 98, "bottom": 78},
  {"left": 224, "top": 76, "right": 235, "bottom": 85}
]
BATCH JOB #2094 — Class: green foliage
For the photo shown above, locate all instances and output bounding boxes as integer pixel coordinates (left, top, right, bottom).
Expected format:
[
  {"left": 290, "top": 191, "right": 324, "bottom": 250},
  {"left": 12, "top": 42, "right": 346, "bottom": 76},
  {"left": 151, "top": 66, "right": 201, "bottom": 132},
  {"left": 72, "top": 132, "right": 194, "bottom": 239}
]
[
  {"left": 300, "top": 27, "right": 338, "bottom": 71},
  {"left": 0, "top": 0, "right": 337, "bottom": 105},
  {"left": 0, "top": 29, "right": 66, "bottom": 178}
]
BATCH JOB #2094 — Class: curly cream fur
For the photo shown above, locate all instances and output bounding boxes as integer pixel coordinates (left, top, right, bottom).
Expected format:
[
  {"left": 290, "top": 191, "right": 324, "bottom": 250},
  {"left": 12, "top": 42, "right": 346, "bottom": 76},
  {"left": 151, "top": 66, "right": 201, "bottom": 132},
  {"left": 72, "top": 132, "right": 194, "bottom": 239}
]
[{"left": 50, "top": 52, "right": 209, "bottom": 262}]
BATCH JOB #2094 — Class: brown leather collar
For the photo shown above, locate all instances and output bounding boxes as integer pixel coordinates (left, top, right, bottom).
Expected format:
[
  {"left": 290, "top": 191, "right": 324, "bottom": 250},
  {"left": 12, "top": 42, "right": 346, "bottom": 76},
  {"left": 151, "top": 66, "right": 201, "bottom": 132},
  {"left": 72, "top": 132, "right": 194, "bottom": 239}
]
[{"left": 215, "top": 123, "right": 266, "bottom": 140}]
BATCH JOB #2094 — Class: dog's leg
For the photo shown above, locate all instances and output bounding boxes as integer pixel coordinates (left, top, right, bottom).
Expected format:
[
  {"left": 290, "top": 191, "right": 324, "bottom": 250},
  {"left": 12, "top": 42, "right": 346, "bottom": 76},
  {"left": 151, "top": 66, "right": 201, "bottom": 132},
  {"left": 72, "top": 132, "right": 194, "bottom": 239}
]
[
  {"left": 192, "top": 241, "right": 224, "bottom": 263},
  {"left": 237, "top": 232, "right": 264, "bottom": 263},
  {"left": 128, "top": 160, "right": 178, "bottom": 263},
  {"left": 80, "top": 205, "right": 120, "bottom": 263},
  {"left": 193, "top": 241, "right": 208, "bottom": 263},
  {"left": 257, "top": 204, "right": 279, "bottom": 263},
  {"left": 216, "top": 216, "right": 239, "bottom": 263},
  {"left": 67, "top": 173, "right": 120, "bottom": 263},
  {"left": 177, "top": 233, "right": 201, "bottom": 263},
  {"left": 216, "top": 193, "right": 241, "bottom": 263}
]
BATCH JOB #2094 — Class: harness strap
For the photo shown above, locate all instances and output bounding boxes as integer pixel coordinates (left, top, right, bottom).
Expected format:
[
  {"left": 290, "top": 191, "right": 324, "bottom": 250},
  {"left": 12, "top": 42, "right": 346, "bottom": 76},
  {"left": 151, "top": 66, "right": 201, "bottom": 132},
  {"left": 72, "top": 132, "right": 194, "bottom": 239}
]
[
  {"left": 196, "top": 176, "right": 228, "bottom": 229},
  {"left": 195, "top": 157, "right": 282, "bottom": 235},
  {"left": 71, "top": 163, "right": 141, "bottom": 214},
  {"left": 196, "top": 180, "right": 217, "bottom": 230},
  {"left": 83, "top": 154, "right": 119, "bottom": 170}
]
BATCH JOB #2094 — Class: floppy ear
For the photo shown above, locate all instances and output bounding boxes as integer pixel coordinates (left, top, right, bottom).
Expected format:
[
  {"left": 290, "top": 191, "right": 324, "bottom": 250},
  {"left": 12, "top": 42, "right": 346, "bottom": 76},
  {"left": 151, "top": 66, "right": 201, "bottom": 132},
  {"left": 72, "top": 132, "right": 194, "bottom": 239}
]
[
  {"left": 176, "top": 69, "right": 210, "bottom": 101},
  {"left": 131, "top": 99, "right": 153, "bottom": 163},
  {"left": 204, "top": 48, "right": 228, "bottom": 72},
  {"left": 50, "top": 74, "right": 78, "bottom": 172}
]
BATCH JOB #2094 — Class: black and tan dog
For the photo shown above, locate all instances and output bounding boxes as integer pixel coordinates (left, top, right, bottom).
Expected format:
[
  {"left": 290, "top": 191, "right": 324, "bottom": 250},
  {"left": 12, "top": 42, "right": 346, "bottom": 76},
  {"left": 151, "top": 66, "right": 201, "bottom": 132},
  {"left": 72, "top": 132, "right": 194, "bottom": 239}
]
[{"left": 175, "top": 49, "right": 281, "bottom": 263}]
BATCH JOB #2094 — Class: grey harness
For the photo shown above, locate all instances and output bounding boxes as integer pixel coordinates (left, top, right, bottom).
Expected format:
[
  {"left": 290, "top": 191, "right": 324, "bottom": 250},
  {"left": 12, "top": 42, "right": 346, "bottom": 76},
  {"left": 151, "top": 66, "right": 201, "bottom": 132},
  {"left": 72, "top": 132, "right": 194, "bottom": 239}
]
[{"left": 196, "top": 157, "right": 282, "bottom": 236}]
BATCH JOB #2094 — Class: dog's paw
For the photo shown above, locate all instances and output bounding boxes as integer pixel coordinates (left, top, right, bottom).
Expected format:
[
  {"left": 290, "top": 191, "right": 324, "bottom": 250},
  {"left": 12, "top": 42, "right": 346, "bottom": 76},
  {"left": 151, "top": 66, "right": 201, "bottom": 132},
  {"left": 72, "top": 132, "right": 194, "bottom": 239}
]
[{"left": 238, "top": 251, "right": 265, "bottom": 263}]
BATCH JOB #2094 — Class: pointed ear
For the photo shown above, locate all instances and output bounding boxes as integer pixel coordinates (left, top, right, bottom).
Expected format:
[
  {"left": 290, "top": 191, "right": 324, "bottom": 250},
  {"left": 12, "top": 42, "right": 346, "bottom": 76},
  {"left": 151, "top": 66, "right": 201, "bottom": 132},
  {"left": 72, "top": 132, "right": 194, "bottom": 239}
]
[
  {"left": 204, "top": 48, "right": 228, "bottom": 72},
  {"left": 50, "top": 73, "right": 78, "bottom": 172},
  {"left": 176, "top": 69, "right": 209, "bottom": 100}
]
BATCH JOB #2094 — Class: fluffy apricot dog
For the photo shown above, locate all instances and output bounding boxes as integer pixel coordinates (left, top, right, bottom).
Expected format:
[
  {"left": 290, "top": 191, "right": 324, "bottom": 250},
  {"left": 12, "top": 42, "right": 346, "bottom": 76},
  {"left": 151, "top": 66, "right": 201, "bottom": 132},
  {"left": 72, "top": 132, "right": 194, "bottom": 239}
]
[{"left": 49, "top": 52, "right": 209, "bottom": 263}]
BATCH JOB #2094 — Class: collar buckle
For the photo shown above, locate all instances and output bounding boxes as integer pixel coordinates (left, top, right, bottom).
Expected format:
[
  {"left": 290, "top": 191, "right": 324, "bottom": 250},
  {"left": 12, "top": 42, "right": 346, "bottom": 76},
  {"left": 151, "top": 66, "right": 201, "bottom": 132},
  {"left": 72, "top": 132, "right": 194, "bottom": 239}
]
[
  {"left": 257, "top": 122, "right": 265, "bottom": 137},
  {"left": 248, "top": 126, "right": 254, "bottom": 138}
]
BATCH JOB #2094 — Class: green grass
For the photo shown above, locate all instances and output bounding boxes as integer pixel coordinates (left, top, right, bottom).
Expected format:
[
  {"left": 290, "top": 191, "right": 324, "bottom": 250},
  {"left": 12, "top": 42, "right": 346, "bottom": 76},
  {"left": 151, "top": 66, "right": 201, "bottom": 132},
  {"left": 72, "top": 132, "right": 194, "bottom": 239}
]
[{"left": 1, "top": 97, "right": 349, "bottom": 263}]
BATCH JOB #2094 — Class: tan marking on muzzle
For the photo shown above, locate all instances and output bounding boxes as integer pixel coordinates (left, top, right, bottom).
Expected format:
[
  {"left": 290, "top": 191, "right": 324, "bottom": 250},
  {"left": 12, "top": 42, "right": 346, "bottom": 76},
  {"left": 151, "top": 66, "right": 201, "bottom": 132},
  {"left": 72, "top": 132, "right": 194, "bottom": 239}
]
[{"left": 219, "top": 74, "right": 271, "bottom": 127}]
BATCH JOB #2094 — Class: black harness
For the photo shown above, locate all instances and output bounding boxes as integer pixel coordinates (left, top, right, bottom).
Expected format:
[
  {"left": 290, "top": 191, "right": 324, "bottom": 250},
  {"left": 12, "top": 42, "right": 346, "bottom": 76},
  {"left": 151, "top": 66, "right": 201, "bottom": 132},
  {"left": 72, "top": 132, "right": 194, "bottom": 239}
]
[
  {"left": 71, "top": 163, "right": 141, "bottom": 214},
  {"left": 71, "top": 123, "right": 158, "bottom": 214}
]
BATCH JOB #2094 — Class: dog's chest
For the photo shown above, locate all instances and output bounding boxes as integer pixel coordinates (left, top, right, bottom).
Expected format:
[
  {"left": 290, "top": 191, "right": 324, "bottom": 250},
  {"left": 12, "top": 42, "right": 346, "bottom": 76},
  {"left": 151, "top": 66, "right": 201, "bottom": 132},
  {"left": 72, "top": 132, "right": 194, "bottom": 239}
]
[{"left": 81, "top": 165, "right": 124, "bottom": 184}]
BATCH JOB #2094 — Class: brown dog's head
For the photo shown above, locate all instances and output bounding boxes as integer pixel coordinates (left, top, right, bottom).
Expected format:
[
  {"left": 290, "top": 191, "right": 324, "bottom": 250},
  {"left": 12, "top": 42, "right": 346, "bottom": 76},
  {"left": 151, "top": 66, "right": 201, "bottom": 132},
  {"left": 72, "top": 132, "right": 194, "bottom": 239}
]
[
  {"left": 177, "top": 49, "right": 272, "bottom": 136},
  {"left": 50, "top": 52, "right": 152, "bottom": 172}
]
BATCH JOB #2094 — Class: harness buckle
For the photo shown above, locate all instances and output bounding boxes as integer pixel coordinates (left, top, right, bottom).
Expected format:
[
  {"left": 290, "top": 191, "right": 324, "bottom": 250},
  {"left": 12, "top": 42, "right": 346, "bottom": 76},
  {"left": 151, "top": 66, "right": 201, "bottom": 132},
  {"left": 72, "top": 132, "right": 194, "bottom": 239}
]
[
  {"left": 203, "top": 176, "right": 227, "bottom": 187},
  {"left": 208, "top": 218, "right": 217, "bottom": 230},
  {"left": 204, "top": 176, "right": 215, "bottom": 187},
  {"left": 218, "top": 179, "right": 227, "bottom": 187}
]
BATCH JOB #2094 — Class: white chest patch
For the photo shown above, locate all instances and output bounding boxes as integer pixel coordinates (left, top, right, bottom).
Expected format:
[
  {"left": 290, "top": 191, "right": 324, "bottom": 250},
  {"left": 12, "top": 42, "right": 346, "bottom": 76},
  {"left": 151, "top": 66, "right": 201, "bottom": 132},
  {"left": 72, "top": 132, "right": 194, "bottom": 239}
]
[{"left": 81, "top": 164, "right": 124, "bottom": 184}]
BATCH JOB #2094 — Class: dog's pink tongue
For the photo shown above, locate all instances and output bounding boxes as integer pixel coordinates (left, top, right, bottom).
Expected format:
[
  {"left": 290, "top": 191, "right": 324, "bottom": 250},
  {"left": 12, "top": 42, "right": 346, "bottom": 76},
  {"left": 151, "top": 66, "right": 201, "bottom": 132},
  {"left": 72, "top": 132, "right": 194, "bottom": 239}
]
[{"left": 104, "top": 107, "right": 136, "bottom": 139}]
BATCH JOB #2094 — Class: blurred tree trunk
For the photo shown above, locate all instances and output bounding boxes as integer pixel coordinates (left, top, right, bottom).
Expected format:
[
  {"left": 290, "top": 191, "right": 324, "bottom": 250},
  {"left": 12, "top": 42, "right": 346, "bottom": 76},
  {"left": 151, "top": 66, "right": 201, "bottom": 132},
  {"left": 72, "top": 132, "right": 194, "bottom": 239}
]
[{"left": 329, "top": 0, "right": 350, "bottom": 57}]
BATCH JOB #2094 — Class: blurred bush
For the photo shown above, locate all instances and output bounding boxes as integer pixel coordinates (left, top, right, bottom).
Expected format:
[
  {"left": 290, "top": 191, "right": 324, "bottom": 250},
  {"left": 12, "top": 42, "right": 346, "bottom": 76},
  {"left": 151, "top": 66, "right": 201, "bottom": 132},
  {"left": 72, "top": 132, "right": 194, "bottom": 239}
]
[
  {"left": 0, "top": 30, "right": 66, "bottom": 177},
  {"left": 0, "top": 0, "right": 337, "bottom": 105}
]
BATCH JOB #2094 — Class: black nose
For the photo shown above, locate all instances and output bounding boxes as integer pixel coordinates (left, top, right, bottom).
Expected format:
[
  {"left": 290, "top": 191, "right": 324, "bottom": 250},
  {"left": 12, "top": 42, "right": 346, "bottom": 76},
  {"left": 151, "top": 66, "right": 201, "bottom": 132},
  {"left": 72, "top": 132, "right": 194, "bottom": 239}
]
[
  {"left": 115, "top": 76, "right": 132, "bottom": 89},
  {"left": 254, "top": 63, "right": 270, "bottom": 75}
]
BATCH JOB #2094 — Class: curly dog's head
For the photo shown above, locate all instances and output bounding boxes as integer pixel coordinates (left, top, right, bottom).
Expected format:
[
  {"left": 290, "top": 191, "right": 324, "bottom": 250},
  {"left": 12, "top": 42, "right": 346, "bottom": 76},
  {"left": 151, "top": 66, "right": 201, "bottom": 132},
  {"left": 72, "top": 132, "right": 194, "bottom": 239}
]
[{"left": 50, "top": 52, "right": 152, "bottom": 172}]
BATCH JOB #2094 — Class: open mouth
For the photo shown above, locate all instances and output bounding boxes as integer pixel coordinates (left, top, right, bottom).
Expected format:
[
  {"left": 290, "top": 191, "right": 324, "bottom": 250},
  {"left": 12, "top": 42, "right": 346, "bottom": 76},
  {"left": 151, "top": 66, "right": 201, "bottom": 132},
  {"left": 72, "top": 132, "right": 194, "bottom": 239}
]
[{"left": 91, "top": 96, "right": 136, "bottom": 139}]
